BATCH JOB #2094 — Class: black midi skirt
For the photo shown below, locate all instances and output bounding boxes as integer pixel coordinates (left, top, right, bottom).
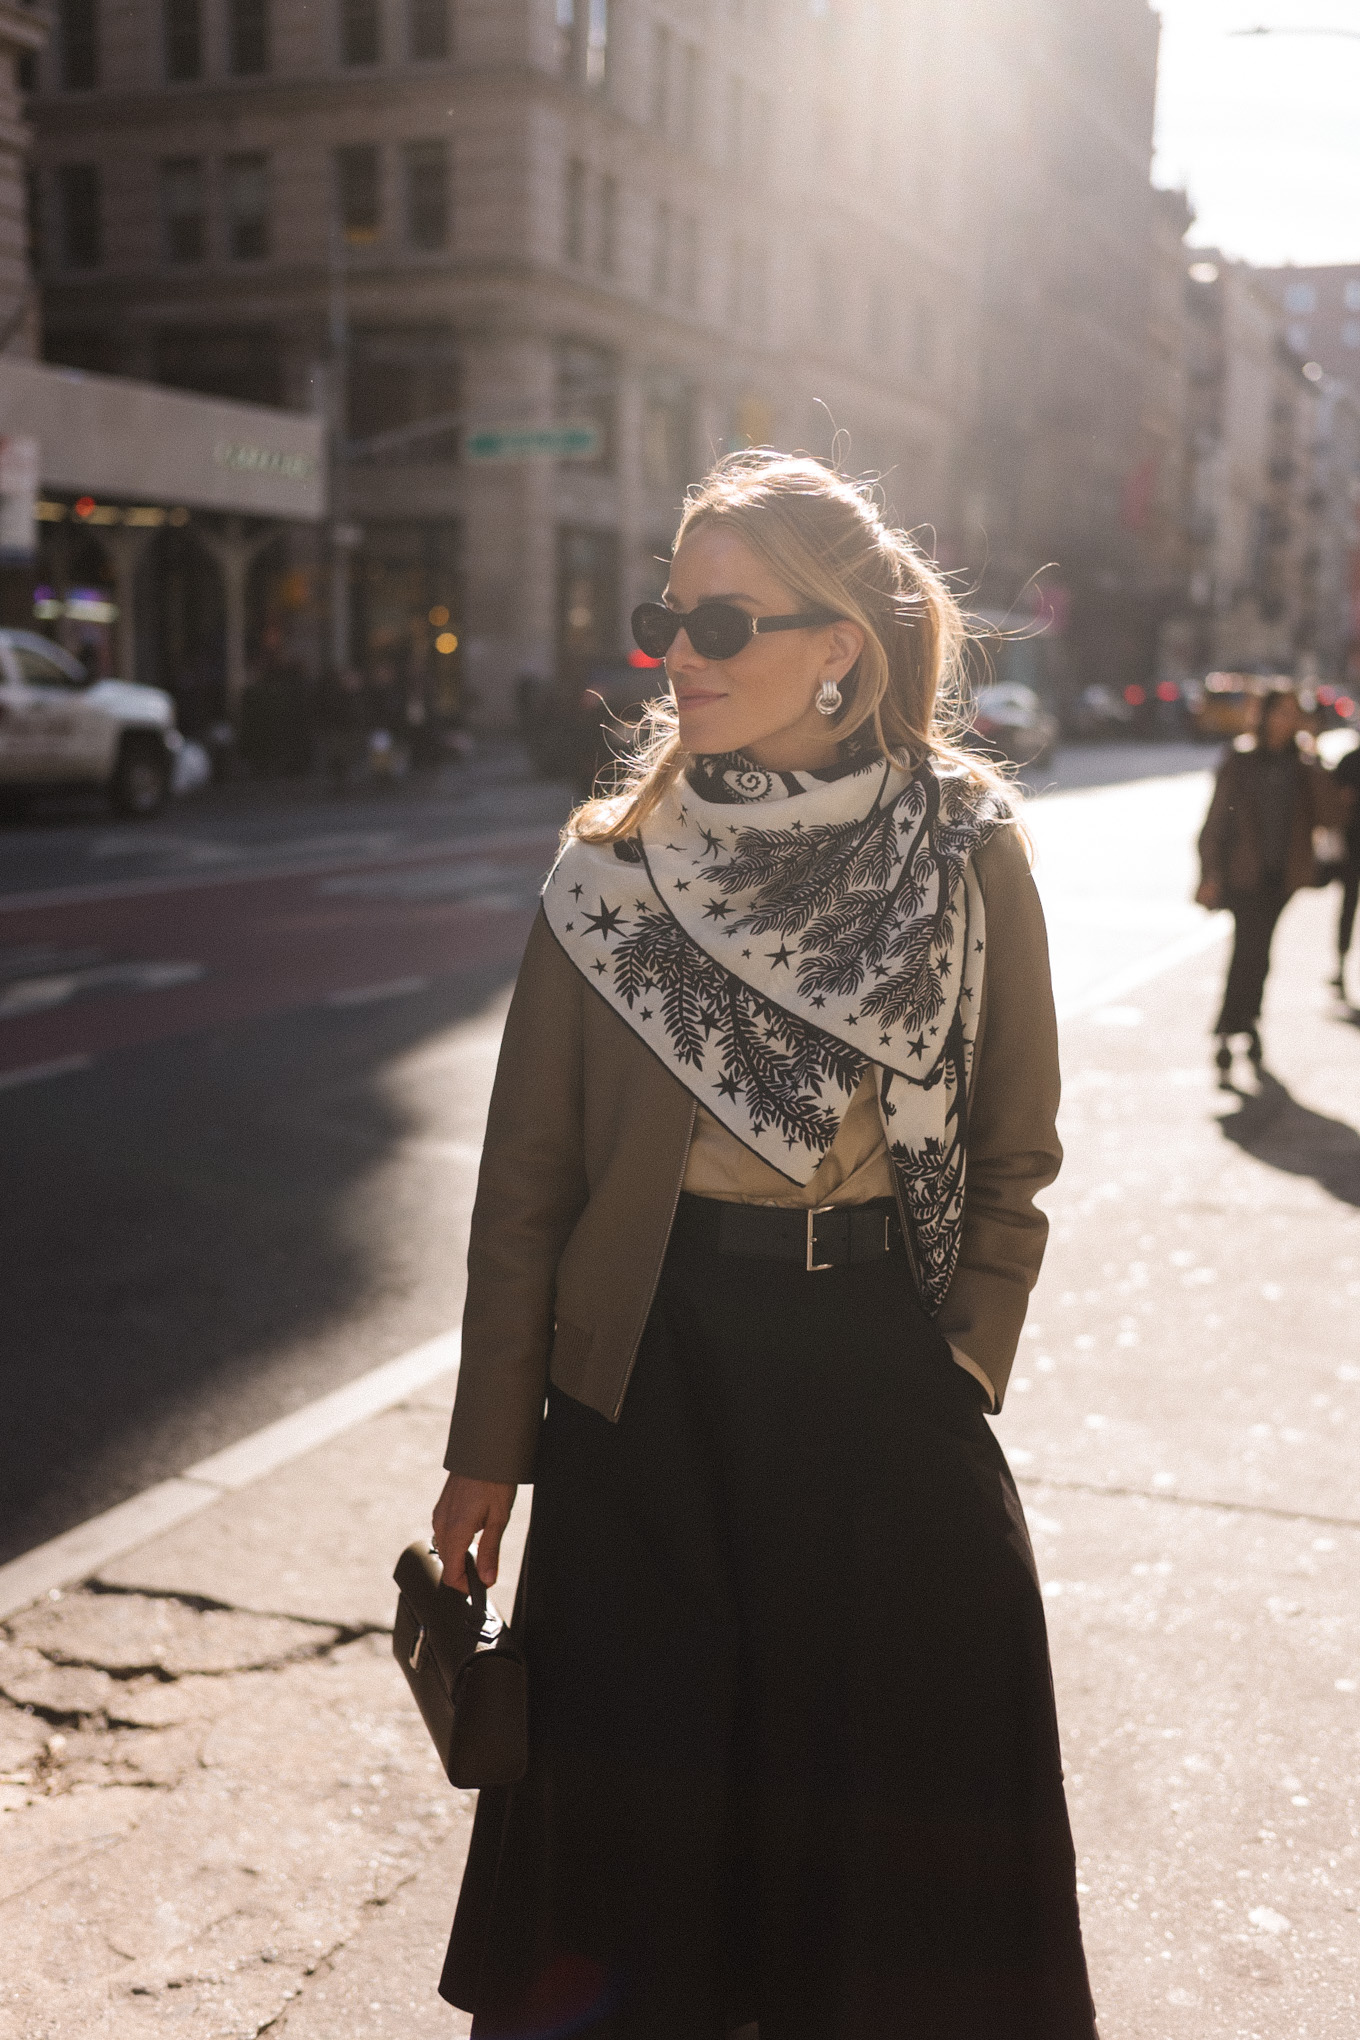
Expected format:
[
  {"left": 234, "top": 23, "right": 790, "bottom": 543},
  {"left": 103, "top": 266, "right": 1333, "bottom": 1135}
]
[{"left": 442, "top": 1195, "right": 1098, "bottom": 2040}]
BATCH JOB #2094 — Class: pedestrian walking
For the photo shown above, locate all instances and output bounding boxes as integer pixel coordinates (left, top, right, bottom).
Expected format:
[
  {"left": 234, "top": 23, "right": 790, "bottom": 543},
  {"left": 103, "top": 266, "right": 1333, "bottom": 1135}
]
[
  {"left": 1196, "top": 687, "right": 1336, "bottom": 1080},
  {"left": 430, "top": 452, "right": 1097, "bottom": 2040},
  {"left": 1329, "top": 735, "right": 1360, "bottom": 1003}
]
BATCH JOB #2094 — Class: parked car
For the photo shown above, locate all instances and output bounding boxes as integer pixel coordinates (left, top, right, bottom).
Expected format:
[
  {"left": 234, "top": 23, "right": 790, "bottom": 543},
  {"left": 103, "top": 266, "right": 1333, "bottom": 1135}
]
[
  {"left": 963, "top": 681, "right": 1059, "bottom": 769},
  {"left": 0, "top": 630, "right": 181, "bottom": 815},
  {"left": 1312, "top": 682, "right": 1358, "bottom": 732},
  {"left": 1192, "top": 671, "right": 1260, "bottom": 741}
]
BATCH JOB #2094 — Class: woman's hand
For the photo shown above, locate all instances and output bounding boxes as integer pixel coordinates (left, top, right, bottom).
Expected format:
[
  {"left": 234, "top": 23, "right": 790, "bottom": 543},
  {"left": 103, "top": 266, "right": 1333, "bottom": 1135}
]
[{"left": 431, "top": 1474, "right": 517, "bottom": 1595}]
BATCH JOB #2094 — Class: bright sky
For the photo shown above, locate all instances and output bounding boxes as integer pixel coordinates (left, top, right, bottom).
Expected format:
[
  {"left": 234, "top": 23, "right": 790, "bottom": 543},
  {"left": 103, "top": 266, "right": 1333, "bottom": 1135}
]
[{"left": 1153, "top": 0, "right": 1360, "bottom": 266}]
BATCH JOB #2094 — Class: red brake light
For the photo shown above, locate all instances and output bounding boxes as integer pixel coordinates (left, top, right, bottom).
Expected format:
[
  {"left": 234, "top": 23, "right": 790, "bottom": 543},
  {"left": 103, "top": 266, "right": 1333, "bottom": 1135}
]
[
  {"left": 1124, "top": 684, "right": 1146, "bottom": 707},
  {"left": 1156, "top": 681, "right": 1179, "bottom": 703},
  {"left": 1336, "top": 696, "right": 1355, "bottom": 718}
]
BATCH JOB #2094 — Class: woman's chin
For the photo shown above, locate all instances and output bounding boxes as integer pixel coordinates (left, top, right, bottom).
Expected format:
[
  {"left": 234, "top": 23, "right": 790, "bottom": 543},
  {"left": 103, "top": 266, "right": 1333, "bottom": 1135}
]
[{"left": 675, "top": 711, "right": 742, "bottom": 756}]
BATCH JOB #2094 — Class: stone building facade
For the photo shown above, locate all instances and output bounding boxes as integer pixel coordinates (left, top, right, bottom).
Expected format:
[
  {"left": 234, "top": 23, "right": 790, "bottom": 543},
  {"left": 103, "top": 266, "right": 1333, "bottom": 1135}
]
[
  {"left": 27, "top": 0, "right": 996, "bottom": 718},
  {"left": 25, "top": 0, "right": 1194, "bottom": 720},
  {"left": 0, "top": 0, "right": 45, "bottom": 356},
  {"left": 1179, "top": 251, "right": 1349, "bottom": 679}
]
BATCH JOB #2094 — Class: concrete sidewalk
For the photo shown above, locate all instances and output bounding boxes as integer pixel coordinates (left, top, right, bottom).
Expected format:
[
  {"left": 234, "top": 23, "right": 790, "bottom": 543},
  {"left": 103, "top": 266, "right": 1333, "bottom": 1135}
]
[
  {"left": 0, "top": 1361, "right": 529, "bottom": 2040},
  {"left": 3, "top": 870, "right": 1358, "bottom": 2039}
]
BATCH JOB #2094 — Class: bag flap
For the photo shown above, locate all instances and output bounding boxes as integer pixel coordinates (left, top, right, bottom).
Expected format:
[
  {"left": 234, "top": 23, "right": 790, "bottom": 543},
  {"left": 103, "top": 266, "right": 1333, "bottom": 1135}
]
[{"left": 393, "top": 1541, "right": 485, "bottom": 1686}]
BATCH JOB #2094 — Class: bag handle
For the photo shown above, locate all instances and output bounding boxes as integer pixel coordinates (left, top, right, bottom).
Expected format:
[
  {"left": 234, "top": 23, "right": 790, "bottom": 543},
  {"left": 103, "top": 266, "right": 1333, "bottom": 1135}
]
[{"left": 441, "top": 1545, "right": 487, "bottom": 1623}]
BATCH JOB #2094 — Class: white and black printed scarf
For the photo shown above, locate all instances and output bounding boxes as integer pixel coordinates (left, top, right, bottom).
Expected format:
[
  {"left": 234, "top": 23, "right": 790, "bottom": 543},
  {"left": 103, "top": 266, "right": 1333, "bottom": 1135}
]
[{"left": 542, "top": 746, "right": 1011, "bottom": 1311}]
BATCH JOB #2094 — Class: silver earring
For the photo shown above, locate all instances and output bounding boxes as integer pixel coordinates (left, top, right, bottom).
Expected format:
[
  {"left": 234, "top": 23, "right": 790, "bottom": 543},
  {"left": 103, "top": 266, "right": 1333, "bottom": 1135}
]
[{"left": 816, "top": 677, "right": 842, "bottom": 718}]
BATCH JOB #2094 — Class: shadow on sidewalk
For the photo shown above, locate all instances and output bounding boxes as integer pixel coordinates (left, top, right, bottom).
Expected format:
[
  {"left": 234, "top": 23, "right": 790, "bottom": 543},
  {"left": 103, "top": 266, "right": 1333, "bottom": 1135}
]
[{"left": 1217, "top": 1067, "right": 1360, "bottom": 1208}]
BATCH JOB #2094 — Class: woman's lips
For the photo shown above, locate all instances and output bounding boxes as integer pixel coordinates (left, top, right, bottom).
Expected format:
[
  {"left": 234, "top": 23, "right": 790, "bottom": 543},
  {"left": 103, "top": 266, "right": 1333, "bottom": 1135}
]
[{"left": 675, "top": 689, "right": 727, "bottom": 708}]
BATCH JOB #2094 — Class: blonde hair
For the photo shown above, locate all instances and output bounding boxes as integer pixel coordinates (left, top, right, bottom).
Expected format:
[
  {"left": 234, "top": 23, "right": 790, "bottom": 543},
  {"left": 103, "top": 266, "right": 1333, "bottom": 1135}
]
[{"left": 569, "top": 449, "right": 1006, "bottom": 842}]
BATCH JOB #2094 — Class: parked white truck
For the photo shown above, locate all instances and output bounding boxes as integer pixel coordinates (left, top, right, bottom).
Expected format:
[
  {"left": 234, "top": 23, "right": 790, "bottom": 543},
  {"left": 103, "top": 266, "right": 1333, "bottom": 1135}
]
[{"left": 0, "top": 630, "right": 181, "bottom": 816}]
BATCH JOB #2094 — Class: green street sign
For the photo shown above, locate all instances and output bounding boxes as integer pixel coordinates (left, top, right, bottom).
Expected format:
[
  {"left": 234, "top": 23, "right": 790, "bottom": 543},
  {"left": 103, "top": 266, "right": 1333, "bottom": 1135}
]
[{"left": 464, "top": 421, "right": 601, "bottom": 463}]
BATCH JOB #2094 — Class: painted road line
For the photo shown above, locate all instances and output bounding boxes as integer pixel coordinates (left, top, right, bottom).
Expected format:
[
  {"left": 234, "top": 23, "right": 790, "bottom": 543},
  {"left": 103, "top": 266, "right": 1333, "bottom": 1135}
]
[
  {"left": 324, "top": 975, "right": 431, "bottom": 1008},
  {"left": 0, "top": 823, "right": 561, "bottom": 916},
  {"left": 0, "top": 1053, "right": 93, "bottom": 1092},
  {"left": 1054, "top": 915, "right": 1231, "bottom": 1025},
  {"left": 0, "top": 1329, "right": 461, "bottom": 1622}
]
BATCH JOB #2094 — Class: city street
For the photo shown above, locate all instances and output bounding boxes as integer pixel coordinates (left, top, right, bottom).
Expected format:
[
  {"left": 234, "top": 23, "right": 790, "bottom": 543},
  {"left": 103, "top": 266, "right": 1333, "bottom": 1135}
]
[{"left": 2, "top": 744, "right": 1358, "bottom": 2039}]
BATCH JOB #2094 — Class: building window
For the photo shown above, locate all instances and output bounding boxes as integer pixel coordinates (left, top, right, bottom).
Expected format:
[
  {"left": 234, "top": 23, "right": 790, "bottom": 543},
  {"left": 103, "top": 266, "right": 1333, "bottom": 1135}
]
[
  {"left": 348, "top": 326, "right": 459, "bottom": 461},
  {"left": 404, "top": 141, "right": 449, "bottom": 250},
  {"left": 748, "top": 245, "right": 767, "bottom": 336},
  {"left": 677, "top": 216, "right": 698, "bottom": 303},
  {"left": 598, "top": 173, "right": 618, "bottom": 278},
  {"left": 556, "top": 340, "right": 615, "bottom": 473},
  {"left": 1344, "top": 320, "right": 1360, "bottom": 350},
  {"left": 868, "top": 279, "right": 894, "bottom": 357},
  {"left": 409, "top": 0, "right": 448, "bottom": 60},
  {"left": 642, "top": 377, "right": 694, "bottom": 491},
  {"left": 652, "top": 23, "right": 670, "bottom": 129},
  {"left": 585, "top": 0, "right": 608, "bottom": 87},
  {"left": 340, "top": 0, "right": 381, "bottom": 65},
  {"left": 726, "top": 235, "right": 744, "bottom": 328},
  {"left": 814, "top": 251, "right": 838, "bottom": 346},
  {"left": 155, "top": 325, "right": 283, "bottom": 406},
  {"left": 727, "top": 237, "right": 765, "bottom": 334},
  {"left": 1282, "top": 282, "right": 1316, "bottom": 316},
  {"left": 164, "top": 0, "right": 202, "bottom": 80},
  {"left": 1345, "top": 280, "right": 1360, "bottom": 313},
  {"left": 336, "top": 145, "right": 380, "bottom": 244},
  {"left": 161, "top": 157, "right": 206, "bottom": 263},
  {"left": 1286, "top": 321, "right": 1309, "bottom": 354},
  {"left": 652, "top": 200, "right": 672, "bottom": 298},
  {"left": 59, "top": 0, "right": 99, "bottom": 89},
  {"left": 564, "top": 157, "right": 588, "bottom": 264},
  {"left": 912, "top": 299, "right": 935, "bottom": 376},
  {"left": 557, "top": 0, "right": 606, "bottom": 86},
  {"left": 679, "top": 44, "right": 699, "bottom": 139},
  {"left": 724, "top": 75, "right": 743, "bottom": 169},
  {"left": 226, "top": 152, "right": 270, "bottom": 259},
  {"left": 228, "top": 0, "right": 269, "bottom": 75},
  {"left": 57, "top": 163, "right": 102, "bottom": 268}
]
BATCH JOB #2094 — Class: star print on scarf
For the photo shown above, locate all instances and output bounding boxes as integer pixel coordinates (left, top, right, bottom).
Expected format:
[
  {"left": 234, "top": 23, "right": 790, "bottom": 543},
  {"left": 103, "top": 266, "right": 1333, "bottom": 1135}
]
[{"left": 542, "top": 751, "right": 1012, "bottom": 1311}]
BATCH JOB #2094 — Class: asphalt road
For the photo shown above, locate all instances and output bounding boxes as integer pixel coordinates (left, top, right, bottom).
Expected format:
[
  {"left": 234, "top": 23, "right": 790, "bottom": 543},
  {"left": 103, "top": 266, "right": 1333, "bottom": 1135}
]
[{"left": 0, "top": 757, "right": 575, "bottom": 1565}]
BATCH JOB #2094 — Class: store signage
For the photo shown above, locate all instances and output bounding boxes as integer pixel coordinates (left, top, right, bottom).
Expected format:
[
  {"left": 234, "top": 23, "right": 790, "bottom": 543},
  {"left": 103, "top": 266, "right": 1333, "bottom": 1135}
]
[
  {"left": 0, "top": 434, "right": 39, "bottom": 562},
  {"left": 464, "top": 421, "right": 601, "bottom": 463},
  {"left": 214, "top": 439, "right": 317, "bottom": 482}
]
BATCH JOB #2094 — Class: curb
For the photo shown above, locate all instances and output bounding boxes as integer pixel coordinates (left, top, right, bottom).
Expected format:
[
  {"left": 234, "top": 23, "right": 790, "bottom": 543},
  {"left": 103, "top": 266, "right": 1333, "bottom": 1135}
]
[{"left": 0, "top": 1329, "right": 460, "bottom": 1622}]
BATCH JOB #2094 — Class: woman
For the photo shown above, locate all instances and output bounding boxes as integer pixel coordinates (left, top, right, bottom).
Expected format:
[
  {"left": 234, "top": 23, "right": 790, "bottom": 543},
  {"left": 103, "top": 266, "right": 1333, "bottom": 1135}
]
[
  {"left": 1329, "top": 734, "right": 1360, "bottom": 1002},
  {"left": 431, "top": 453, "right": 1097, "bottom": 2039},
  {"left": 1197, "top": 687, "right": 1333, "bottom": 1079}
]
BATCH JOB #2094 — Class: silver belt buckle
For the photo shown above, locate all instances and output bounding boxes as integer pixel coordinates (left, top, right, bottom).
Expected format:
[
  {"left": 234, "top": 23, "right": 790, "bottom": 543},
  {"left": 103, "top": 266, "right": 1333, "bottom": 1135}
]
[{"left": 806, "top": 1204, "right": 837, "bottom": 1273}]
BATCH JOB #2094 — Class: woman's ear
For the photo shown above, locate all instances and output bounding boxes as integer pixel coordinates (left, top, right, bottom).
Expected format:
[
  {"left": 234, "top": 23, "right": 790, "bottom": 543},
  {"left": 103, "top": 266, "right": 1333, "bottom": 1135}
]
[{"left": 823, "top": 620, "right": 865, "bottom": 682}]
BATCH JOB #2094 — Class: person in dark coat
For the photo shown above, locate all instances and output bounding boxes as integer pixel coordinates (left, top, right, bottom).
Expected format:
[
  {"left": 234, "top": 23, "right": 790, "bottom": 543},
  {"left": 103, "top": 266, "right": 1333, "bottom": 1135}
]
[
  {"left": 1330, "top": 736, "right": 1360, "bottom": 1003},
  {"left": 1196, "top": 688, "right": 1335, "bottom": 1080}
]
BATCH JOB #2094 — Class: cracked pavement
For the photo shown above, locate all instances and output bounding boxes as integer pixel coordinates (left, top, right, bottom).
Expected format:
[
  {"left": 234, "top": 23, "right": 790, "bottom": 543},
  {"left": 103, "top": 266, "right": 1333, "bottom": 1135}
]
[{"left": 0, "top": 1368, "right": 496, "bottom": 2040}]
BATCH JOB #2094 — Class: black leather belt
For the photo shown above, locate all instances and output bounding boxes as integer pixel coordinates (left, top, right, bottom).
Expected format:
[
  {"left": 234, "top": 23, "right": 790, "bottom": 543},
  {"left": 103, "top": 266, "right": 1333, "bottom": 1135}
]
[{"left": 712, "top": 1197, "right": 903, "bottom": 1272}]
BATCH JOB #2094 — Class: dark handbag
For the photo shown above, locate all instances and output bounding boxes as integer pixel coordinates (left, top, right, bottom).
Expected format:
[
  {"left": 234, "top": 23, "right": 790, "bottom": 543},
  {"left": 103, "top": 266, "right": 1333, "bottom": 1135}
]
[{"left": 392, "top": 1542, "right": 528, "bottom": 1788}]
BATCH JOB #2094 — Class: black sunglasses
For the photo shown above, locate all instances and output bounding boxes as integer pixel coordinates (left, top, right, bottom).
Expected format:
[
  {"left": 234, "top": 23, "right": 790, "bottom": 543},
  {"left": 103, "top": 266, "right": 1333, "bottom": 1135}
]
[{"left": 631, "top": 600, "right": 843, "bottom": 663}]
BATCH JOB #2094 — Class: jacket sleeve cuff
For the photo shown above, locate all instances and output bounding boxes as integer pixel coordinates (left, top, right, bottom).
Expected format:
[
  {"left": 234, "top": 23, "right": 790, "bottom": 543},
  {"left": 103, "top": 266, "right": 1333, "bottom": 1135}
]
[{"left": 948, "top": 1342, "right": 997, "bottom": 1411}]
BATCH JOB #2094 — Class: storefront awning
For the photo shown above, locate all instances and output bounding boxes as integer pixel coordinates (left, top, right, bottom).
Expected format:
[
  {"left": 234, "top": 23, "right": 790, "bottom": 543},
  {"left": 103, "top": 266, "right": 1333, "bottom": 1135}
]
[{"left": 0, "top": 358, "right": 326, "bottom": 522}]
